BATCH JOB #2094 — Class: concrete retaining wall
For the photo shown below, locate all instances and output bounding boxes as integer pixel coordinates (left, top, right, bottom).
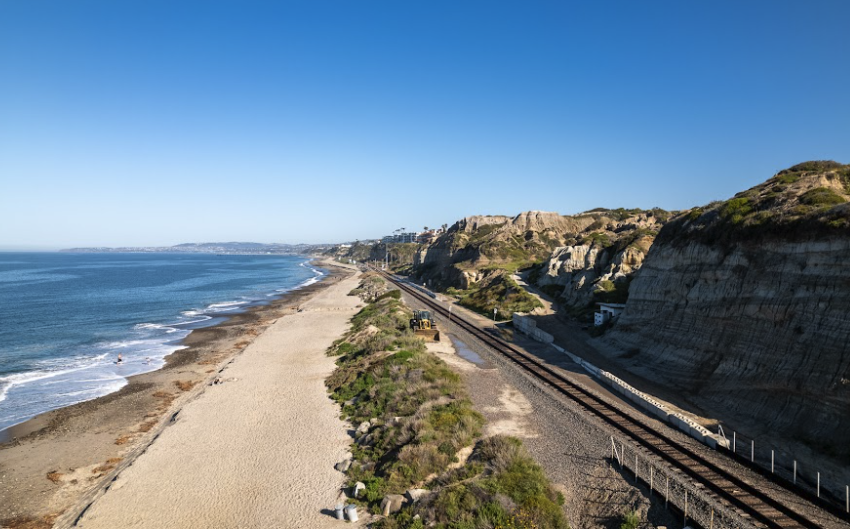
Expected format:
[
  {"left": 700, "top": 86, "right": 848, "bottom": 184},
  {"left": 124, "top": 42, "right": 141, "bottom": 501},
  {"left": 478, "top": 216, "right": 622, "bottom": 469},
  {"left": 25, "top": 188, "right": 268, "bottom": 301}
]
[
  {"left": 512, "top": 314, "right": 554, "bottom": 344},
  {"left": 595, "top": 370, "right": 729, "bottom": 450},
  {"left": 514, "top": 316, "right": 730, "bottom": 451}
]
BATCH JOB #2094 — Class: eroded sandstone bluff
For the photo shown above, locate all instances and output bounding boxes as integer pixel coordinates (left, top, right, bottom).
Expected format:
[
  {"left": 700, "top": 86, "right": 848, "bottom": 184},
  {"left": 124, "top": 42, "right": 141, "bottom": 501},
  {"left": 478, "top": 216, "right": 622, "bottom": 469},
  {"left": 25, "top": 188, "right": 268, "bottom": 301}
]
[
  {"left": 414, "top": 209, "right": 668, "bottom": 305},
  {"left": 603, "top": 161, "right": 850, "bottom": 460}
]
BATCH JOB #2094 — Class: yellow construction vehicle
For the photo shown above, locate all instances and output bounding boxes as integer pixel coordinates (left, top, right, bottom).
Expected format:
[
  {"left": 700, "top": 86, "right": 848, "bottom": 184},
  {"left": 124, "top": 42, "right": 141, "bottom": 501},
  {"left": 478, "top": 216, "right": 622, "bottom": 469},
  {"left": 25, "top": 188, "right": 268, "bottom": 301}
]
[{"left": 410, "top": 310, "right": 440, "bottom": 341}]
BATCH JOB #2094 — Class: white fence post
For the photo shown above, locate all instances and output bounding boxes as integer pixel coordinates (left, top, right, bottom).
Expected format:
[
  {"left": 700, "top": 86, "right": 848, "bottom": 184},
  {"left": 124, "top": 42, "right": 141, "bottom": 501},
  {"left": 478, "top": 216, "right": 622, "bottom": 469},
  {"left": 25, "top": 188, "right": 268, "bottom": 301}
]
[
  {"left": 650, "top": 466, "right": 654, "bottom": 496},
  {"left": 817, "top": 472, "right": 820, "bottom": 498},
  {"left": 794, "top": 460, "right": 797, "bottom": 484},
  {"left": 771, "top": 450, "right": 774, "bottom": 473},
  {"left": 751, "top": 440, "right": 754, "bottom": 462}
]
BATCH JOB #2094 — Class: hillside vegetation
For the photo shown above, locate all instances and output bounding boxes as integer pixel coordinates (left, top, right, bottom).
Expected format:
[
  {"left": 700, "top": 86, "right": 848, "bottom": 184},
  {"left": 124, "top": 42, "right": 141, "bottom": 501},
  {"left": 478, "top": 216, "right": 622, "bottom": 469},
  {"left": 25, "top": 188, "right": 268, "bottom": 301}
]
[
  {"left": 413, "top": 209, "right": 670, "bottom": 317},
  {"left": 658, "top": 161, "right": 850, "bottom": 246},
  {"left": 328, "top": 276, "right": 568, "bottom": 528}
]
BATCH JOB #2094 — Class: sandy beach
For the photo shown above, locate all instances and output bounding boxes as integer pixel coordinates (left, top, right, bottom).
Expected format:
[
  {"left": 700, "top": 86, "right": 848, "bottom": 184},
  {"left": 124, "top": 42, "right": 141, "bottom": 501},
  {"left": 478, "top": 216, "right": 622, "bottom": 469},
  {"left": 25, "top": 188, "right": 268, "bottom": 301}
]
[
  {"left": 0, "top": 261, "right": 359, "bottom": 529},
  {"left": 69, "top": 265, "right": 364, "bottom": 528}
]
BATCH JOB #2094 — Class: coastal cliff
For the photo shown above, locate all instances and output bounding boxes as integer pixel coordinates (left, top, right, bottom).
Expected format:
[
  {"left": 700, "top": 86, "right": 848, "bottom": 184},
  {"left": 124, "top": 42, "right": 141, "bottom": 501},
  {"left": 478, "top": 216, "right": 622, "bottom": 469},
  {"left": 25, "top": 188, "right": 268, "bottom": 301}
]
[
  {"left": 603, "top": 161, "right": 850, "bottom": 460},
  {"left": 532, "top": 211, "right": 665, "bottom": 308},
  {"left": 413, "top": 209, "right": 670, "bottom": 312}
]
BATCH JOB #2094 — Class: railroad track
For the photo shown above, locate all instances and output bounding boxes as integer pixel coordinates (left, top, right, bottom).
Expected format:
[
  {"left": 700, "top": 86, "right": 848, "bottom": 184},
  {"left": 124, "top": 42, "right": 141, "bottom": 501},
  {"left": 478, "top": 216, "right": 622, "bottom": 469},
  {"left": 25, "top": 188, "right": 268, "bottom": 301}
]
[{"left": 377, "top": 269, "right": 833, "bottom": 529}]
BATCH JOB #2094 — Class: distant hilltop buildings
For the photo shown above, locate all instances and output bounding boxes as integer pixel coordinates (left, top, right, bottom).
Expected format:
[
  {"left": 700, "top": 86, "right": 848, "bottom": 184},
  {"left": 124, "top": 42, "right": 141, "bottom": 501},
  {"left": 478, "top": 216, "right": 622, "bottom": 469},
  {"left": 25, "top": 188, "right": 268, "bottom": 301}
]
[{"left": 381, "top": 226, "right": 446, "bottom": 245}]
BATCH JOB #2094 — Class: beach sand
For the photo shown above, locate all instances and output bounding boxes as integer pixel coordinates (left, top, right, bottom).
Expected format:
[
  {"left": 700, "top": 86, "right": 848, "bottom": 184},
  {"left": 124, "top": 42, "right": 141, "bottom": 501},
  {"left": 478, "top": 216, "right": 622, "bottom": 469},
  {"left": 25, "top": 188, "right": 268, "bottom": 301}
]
[
  {"left": 72, "top": 266, "right": 364, "bottom": 528},
  {"left": 0, "top": 261, "right": 359, "bottom": 529}
]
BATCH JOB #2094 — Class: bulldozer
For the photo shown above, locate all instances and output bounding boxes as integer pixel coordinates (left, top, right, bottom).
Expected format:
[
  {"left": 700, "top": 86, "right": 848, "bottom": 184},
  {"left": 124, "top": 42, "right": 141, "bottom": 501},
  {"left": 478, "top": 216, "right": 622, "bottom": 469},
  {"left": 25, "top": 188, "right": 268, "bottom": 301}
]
[{"left": 410, "top": 310, "right": 440, "bottom": 341}]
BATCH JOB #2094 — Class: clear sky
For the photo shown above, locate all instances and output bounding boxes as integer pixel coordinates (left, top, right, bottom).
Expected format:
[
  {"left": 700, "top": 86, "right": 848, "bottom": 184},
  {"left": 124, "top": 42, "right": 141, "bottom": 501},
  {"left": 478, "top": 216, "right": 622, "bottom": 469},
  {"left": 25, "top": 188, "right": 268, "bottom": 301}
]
[{"left": 1, "top": 1, "right": 849, "bottom": 249}]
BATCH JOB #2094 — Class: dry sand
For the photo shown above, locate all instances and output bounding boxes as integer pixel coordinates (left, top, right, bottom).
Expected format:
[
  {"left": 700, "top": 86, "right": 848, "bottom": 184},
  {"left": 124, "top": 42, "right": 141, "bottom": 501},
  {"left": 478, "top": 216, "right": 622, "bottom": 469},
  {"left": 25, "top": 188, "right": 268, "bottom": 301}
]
[
  {"left": 64, "top": 268, "right": 365, "bottom": 528},
  {"left": 0, "top": 263, "right": 355, "bottom": 528}
]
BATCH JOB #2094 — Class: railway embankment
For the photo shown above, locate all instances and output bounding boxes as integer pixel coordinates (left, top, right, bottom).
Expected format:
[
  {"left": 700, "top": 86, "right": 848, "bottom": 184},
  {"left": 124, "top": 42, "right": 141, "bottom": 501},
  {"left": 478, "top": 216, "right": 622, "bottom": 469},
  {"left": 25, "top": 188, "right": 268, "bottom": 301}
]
[
  {"left": 386, "top": 270, "right": 850, "bottom": 529},
  {"left": 325, "top": 274, "right": 568, "bottom": 529}
]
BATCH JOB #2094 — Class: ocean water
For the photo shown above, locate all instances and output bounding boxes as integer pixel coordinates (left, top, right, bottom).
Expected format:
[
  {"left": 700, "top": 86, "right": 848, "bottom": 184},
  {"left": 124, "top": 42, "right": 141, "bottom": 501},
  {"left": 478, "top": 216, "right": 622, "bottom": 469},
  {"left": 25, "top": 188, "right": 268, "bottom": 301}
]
[{"left": 0, "top": 252, "right": 323, "bottom": 432}]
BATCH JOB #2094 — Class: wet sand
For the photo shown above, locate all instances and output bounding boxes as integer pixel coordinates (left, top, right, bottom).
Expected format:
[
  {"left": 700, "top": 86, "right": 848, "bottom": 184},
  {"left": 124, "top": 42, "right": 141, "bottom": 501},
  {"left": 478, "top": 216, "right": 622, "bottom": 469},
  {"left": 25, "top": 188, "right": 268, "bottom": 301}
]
[{"left": 0, "top": 260, "right": 356, "bottom": 528}]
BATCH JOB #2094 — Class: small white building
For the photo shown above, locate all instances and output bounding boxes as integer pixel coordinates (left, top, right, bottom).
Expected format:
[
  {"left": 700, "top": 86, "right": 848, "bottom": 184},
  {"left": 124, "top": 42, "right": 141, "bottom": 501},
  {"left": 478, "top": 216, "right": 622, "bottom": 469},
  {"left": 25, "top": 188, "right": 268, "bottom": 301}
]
[{"left": 594, "top": 303, "right": 626, "bottom": 326}]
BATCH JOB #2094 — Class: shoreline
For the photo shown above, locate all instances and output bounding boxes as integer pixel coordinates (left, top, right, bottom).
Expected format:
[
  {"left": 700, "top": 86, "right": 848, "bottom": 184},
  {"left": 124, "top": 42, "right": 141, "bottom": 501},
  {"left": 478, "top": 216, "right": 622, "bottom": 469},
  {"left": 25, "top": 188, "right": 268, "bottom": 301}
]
[
  {"left": 0, "top": 259, "right": 325, "bottom": 443},
  {"left": 69, "top": 260, "right": 364, "bottom": 528},
  {"left": 0, "top": 259, "right": 355, "bottom": 526}
]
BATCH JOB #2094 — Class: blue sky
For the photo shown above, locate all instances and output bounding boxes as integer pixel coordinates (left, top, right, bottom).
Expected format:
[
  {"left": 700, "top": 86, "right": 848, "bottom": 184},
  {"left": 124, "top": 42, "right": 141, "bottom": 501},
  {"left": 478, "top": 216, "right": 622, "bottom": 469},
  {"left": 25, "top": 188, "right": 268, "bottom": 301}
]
[{"left": 1, "top": 1, "right": 849, "bottom": 249}]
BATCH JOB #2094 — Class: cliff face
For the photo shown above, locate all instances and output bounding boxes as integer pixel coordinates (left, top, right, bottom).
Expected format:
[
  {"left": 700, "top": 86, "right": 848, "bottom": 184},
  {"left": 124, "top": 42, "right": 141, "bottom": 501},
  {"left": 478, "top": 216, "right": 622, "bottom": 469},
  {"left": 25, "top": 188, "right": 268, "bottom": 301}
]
[
  {"left": 414, "top": 209, "right": 670, "bottom": 306},
  {"left": 604, "top": 161, "right": 850, "bottom": 458},
  {"left": 414, "top": 211, "right": 581, "bottom": 289},
  {"left": 535, "top": 212, "right": 662, "bottom": 307}
]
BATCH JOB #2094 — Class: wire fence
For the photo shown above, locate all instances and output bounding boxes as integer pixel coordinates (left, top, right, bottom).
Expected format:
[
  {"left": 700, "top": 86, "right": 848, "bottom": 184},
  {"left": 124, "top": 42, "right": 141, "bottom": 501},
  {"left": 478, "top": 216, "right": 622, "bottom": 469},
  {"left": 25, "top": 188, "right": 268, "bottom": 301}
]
[
  {"left": 611, "top": 436, "right": 759, "bottom": 529},
  {"left": 725, "top": 428, "right": 850, "bottom": 518}
]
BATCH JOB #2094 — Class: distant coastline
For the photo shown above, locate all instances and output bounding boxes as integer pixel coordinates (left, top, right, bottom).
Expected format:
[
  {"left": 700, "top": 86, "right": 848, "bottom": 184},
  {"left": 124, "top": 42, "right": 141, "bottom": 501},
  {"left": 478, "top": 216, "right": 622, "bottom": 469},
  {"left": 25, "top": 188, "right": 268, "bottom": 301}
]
[{"left": 60, "top": 241, "right": 331, "bottom": 255}]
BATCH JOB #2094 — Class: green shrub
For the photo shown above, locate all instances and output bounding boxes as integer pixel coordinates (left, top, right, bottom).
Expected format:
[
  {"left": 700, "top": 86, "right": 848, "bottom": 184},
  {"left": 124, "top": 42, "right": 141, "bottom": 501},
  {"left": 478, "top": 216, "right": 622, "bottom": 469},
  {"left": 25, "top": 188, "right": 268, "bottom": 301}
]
[
  {"left": 377, "top": 289, "right": 402, "bottom": 301},
  {"left": 800, "top": 187, "right": 846, "bottom": 207},
  {"left": 336, "top": 341, "right": 357, "bottom": 355},
  {"left": 362, "top": 475, "right": 387, "bottom": 503},
  {"left": 540, "top": 283, "right": 563, "bottom": 300},
  {"left": 720, "top": 197, "right": 753, "bottom": 224},
  {"left": 783, "top": 160, "right": 843, "bottom": 173},
  {"left": 775, "top": 172, "right": 801, "bottom": 185},
  {"left": 839, "top": 168, "right": 850, "bottom": 194},
  {"left": 594, "top": 277, "right": 630, "bottom": 304},
  {"left": 596, "top": 280, "right": 615, "bottom": 292},
  {"left": 686, "top": 207, "right": 704, "bottom": 221},
  {"left": 620, "top": 510, "right": 640, "bottom": 529},
  {"left": 585, "top": 232, "right": 612, "bottom": 248}
]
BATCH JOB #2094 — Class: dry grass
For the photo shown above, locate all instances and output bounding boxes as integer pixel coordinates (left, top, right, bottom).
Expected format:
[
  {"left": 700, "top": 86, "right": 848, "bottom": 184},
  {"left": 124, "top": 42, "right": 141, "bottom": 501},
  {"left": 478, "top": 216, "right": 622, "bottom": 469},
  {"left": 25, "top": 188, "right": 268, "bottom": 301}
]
[
  {"left": 174, "top": 380, "right": 197, "bottom": 392},
  {"left": 152, "top": 390, "right": 177, "bottom": 412},
  {"left": 137, "top": 419, "right": 158, "bottom": 433},
  {"left": 0, "top": 513, "right": 60, "bottom": 529},
  {"left": 45, "top": 470, "right": 63, "bottom": 484},
  {"left": 107, "top": 457, "right": 123, "bottom": 464},
  {"left": 91, "top": 464, "right": 115, "bottom": 474},
  {"left": 114, "top": 434, "right": 133, "bottom": 446}
]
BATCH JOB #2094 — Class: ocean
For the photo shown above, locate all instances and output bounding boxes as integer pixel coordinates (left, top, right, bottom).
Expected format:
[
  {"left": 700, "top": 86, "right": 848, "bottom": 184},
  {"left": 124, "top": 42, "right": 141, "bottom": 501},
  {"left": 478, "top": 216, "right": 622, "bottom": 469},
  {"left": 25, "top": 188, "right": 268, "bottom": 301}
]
[{"left": 0, "top": 252, "right": 323, "bottom": 432}]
